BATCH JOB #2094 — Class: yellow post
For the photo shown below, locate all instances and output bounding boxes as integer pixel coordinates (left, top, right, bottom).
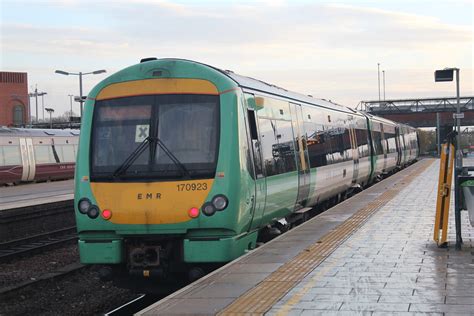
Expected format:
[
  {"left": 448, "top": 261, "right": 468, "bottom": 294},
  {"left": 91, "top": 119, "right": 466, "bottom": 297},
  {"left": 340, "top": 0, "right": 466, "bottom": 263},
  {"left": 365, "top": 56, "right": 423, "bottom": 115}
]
[{"left": 434, "top": 142, "right": 455, "bottom": 246}]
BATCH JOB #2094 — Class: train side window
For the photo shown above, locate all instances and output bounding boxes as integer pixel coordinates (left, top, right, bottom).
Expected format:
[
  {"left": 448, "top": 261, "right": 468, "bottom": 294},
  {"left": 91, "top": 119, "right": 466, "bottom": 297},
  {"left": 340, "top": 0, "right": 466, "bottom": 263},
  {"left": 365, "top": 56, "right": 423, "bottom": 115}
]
[
  {"left": 247, "top": 110, "right": 258, "bottom": 140},
  {"left": 62, "top": 145, "right": 76, "bottom": 162},
  {"left": 259, "top": 118, "right": 297, "bottom": 176},
  {"left": 55, "top": 145, "right": 64, "bottom": 162},
  {"left": 3, "top": 146, "right": 21, "bottom": 165},
  {"left": 355, "top": 129, "right": 369, "bottom": 158},
  {"left": 274, "top": 120, "right": 297, "bottom": 174},
  {"left": 306, "top": 122, "right": 330, "bottom": 168},
  {"left": 34, "top": 145, "right": 55, "bottom": 164},
  {"left": 372, "top": 131, "right": 384, "bottom": 156},
  {"left": 56, "top": 145, "right": 76, "bottom": 163},
  {"left": 0, "top": 148, "right": 4, "bottom": 166},
  {"left": 385, "top": 132, "right": 397, "bottom": 154},
  {"left": 246, "top": 109, "right": 263, "bottom": 177}
]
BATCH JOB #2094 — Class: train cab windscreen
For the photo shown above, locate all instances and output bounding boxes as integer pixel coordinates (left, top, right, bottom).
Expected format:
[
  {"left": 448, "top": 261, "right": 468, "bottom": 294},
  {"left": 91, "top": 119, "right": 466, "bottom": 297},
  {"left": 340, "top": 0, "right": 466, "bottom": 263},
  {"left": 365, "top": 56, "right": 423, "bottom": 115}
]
[{"left": 90, "top": 94, "right": 219, "bottom": 181}]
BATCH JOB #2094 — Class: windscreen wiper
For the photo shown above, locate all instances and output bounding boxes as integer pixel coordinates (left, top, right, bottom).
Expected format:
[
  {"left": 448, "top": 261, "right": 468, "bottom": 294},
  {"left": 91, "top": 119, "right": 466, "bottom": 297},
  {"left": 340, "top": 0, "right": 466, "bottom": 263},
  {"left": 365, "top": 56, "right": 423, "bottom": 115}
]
[
  {"left": 156, "top": 137, "right": 191, "bottom": 179},
  {"left": 112, "top": 136, "right": 191, "bottom": 179},
  {"left": 113, "top": 136, "right": 153, "bottom": 178}
]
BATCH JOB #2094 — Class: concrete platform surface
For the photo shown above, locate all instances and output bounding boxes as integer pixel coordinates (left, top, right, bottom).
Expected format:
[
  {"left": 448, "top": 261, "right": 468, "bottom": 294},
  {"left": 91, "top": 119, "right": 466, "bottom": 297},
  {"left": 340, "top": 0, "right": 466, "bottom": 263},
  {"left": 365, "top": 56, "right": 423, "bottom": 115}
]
[
  {"left": 0, "top": 180, "right": 73, "bottom": 210},
  {"left": 139, "top": 159, "right": 474, "bottom": 316}
]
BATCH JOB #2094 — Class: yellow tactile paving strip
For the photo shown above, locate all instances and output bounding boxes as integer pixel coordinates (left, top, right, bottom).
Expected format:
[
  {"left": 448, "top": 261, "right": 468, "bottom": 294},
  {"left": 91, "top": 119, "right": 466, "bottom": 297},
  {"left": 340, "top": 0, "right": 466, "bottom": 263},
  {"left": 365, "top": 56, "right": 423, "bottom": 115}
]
[{"left": 218, "top": 159, "right": 434, "bottom": 315}]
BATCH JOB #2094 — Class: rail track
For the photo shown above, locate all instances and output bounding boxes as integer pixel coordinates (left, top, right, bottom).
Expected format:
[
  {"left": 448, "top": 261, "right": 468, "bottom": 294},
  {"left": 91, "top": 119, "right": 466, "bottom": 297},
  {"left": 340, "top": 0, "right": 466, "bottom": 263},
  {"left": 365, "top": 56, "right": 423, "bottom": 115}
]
[
  {"left": 0, "top": 199, "right": 75, "bottom": 242},
  {"left": 0, "top": 226, "right": 77, "bottom": 262}
]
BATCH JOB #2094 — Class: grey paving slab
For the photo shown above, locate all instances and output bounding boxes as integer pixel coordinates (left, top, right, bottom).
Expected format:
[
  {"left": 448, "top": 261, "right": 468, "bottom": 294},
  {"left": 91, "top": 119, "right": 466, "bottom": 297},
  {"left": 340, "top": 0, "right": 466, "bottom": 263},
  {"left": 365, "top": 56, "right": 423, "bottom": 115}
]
[
  {"left": 299, "top": 293, "right": 381, "bottom": 303},
  {"left": 409, "top": 303, "right": 474, "bottom": 313},
  {"left": 446, "top": 296, "right": 474, "bottom": 304},
  {"left": 272, "top": 301, "right": 343, "bottom": 311},
  {"left": 378, "top": 294, "right": 445, "bottom": 304},
  {"left": 339, "top": 302, "right": 410, "bottom": 312},
  {"left": 372, "top": 313, "right": 443, "bottom": 316},
  {"left": 141, "top": 297, "right": 235, "bottom": 315},
  {"left": 181, "top": 282, "right": 255, "bottom": 299}
]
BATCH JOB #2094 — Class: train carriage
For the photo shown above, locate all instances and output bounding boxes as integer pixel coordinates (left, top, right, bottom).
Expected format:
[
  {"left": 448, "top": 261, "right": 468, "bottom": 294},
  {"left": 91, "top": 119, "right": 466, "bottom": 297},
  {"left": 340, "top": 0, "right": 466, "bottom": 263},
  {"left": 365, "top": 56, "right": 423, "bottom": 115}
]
[
  {"left": 0, "top": 127, "right": 79, "bottom": 185},
  {"left": 74, "top": 58, "right": 418, "bottom": 281}
]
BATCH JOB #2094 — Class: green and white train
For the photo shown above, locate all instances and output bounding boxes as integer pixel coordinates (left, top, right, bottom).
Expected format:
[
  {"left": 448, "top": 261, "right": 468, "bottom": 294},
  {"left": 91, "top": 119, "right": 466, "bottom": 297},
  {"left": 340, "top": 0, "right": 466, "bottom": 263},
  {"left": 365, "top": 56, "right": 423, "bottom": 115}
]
[{"left": 74, "top": 58, "right": 418, "bottom": 281}]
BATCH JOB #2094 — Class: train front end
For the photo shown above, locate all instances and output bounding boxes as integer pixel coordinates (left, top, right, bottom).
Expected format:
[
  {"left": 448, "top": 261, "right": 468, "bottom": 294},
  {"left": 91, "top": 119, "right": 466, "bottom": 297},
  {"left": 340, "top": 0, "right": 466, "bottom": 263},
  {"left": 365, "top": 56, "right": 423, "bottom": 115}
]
[{"left": 74, "top": 59, "right": 256, "bottom": 281}]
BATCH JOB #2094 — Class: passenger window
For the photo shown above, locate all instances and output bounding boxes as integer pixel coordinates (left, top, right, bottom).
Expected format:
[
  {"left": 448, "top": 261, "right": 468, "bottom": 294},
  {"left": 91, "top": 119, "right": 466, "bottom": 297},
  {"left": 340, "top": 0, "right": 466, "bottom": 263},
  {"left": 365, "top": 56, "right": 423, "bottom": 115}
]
[
  {"left": 55, "top": 145, "right": 64, "bottom": 162},
  {"left": 356, "top": 129, "right": 369, "bottom": 158},
  {"left": 306, "top": 123, "right": 331, "bottom": 168},
  {"left": 3, "top": 146, "right": 21, "bottom": 165},
  {"left": 34, "top": 145, "right": 55, "bottom": 163},
  {"left": 258, "top": 118, "right": 297, "bottom": 176},
  {"left": 63, "top": 145, "right": 76, "bottom": 162},
  {"left": 247, "top": 110, "right": 258, "bottom": 140},
  {"left": 56, "top": 145, "right": 76, "bottom": 162}
]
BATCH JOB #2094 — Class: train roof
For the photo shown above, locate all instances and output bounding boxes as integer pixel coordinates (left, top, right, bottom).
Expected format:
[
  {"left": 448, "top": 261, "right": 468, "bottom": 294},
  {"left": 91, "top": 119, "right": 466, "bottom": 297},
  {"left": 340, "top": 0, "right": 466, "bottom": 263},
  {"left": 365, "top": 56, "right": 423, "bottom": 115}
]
[
  {"left": 0, "top": 127, "right": 80, "bottom": 137},
  {"left": 222, "top": 70, "right": 353, "bottom": 114},
  {"left": 146, "top": 58, "right": 358, "bottom": 116}
]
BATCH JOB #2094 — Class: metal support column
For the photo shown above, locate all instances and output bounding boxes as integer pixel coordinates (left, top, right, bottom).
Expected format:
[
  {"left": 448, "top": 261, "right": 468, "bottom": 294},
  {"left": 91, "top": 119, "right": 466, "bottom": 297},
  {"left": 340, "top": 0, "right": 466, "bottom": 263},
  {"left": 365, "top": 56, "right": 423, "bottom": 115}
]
[
  {"left": 454, "top": 69, "right": 463, "bottom": 250},
  {"left": 436, "top": 112, "right": 441, "bottom": 157}
]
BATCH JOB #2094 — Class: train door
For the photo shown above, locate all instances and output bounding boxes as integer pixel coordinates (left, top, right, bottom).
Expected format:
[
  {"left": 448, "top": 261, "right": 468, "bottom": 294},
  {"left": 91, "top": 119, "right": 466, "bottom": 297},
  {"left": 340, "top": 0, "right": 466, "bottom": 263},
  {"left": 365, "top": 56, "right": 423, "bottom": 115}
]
[
  {"left": 349, "top": 124, "right": 359, "bottom": 185},
  {"left": 244, "top": 93, "right": 267, "bottom": 230},
  {"left": 19, "top": 138, "right": 29, "bottom": 181},
  {"left": 289, "top": 103, "right": 310, "bottom": 208},
  {"left": 26, "top": 138, "right": 35, "bottom": 180},
  {"left": 380, "top": 124, "right": 388, "bottom": 173},
  {"left": 18, "top": 138, "right": 35, "bottom": 181},
  {"left": 395, "top": 126, "right": 402, "bottom": 167}
]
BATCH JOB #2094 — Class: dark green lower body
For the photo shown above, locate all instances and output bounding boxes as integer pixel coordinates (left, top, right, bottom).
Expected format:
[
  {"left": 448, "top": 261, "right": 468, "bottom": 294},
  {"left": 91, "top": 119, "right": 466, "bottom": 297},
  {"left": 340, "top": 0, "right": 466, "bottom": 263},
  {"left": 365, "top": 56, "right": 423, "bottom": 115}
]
[{"left": 78, "top": 230, "right": 258, "bottom": 264}]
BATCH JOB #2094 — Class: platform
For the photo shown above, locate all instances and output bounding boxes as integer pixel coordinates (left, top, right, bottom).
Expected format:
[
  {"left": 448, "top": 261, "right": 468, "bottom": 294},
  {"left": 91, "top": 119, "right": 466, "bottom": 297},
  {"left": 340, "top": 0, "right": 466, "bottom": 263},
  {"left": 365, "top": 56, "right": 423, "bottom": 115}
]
[
  {"left": 0, "top": 180, "right": 74, "bottom": 210},
  {"left": 139, "top": 159, "right": 474, "bottom": 315}
]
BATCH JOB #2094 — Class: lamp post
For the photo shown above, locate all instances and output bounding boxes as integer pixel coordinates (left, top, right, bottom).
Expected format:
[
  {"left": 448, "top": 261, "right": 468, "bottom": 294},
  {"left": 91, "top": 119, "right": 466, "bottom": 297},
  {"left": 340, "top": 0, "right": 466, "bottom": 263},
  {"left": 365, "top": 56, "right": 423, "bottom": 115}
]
[
  {"left": 68, "top": 94, "right": 73, "bottom": 116},
  {"left": 435, "top": 68, "right": 461, "bottom": 165},
  {"left": 45, "top": 107, "right": 54, "bottom": 129},
  {"left": 377, "top": 63, "right": 381, "bottom": 102},
  {"left": 28, "top": 86, "right": 47, "bottom": 123},
  {"left": 41, "top": 92, "right": 47, "bottom": 121},
  {"left": 54, "top": 69, "right": 106, "bottom": 118},
  {"left": 382, "top": 70, "right": 386, "bottom": 101}
]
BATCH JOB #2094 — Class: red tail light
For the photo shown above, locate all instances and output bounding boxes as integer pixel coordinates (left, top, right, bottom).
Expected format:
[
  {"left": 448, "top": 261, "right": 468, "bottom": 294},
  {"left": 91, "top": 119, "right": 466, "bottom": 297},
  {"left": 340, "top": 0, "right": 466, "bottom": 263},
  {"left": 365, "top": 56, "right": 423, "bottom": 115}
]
[
  {"left": 188, "top": 207, "right": 200, "bottom": 218},
  {"left": 102, "top": 209, "right": 112, "bottom": 220}
]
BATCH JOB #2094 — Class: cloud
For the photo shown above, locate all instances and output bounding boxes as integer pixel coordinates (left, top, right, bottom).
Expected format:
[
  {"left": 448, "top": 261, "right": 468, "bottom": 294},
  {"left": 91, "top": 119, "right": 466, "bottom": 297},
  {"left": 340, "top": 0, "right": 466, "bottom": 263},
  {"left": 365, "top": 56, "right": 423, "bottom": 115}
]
[{"left": 0, "top": 0, "right": 472, "bottom": 115}]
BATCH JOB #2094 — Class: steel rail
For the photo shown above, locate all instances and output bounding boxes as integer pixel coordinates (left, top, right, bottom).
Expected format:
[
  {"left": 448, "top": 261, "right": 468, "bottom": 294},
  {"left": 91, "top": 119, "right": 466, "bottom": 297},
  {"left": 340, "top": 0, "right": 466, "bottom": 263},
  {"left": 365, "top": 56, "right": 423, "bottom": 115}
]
[{"left": 0, "top": 226, "right": 77, "bottom": 262}]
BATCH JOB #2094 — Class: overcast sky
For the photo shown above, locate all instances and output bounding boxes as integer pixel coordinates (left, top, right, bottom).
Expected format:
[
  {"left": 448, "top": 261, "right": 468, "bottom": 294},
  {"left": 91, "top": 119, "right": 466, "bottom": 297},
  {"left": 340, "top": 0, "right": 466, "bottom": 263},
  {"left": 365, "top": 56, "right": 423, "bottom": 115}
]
[{"left": 1, "top": 0, "right": 472, "bottom": 118}]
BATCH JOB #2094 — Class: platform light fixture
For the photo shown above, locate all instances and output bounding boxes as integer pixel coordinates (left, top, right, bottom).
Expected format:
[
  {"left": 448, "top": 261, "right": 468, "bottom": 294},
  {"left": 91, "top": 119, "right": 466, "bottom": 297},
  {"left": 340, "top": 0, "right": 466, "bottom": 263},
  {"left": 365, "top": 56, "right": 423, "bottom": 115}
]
[
  {"left": 45, "top": 107, "right": 54, "bottom": 129},
  {"left": 28, "top": 87, "right": 47, "bottom": 123},
  {"left": 54, "top": 69, "right": 106, "bottom": 118},
  {"left": 434, "top": 67, "right": 461, "bottom": 165}
]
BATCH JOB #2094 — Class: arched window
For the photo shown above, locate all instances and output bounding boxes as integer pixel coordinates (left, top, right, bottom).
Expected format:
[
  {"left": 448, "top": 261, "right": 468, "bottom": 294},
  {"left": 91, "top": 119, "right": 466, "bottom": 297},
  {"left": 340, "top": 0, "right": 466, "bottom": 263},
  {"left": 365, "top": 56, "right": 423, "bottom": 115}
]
[{"left": 13, "top": 105, "right": 24, "bottom": 126}]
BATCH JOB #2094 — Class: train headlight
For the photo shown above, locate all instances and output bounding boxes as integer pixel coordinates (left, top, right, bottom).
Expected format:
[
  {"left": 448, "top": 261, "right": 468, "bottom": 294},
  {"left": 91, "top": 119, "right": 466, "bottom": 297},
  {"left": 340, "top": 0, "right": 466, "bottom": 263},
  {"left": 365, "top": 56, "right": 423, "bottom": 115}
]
[
  {"left": 78, "top": 198, "right": 91, "bottom": 214},
  {"left": 202, "top": 202, "right": 216, "bottom": 216},
  {"left": 87, "top": 205, "right": 100, "bottom": 219},
  {"left": 212, "top": 195, "right": 228, "bottom": 211}
]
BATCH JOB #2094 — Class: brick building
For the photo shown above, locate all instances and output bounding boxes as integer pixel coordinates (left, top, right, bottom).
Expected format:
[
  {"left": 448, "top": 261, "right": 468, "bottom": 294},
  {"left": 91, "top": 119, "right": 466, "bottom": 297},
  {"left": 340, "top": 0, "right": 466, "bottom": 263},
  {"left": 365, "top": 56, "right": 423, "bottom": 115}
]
[{"left": 0, "top": 71, "right": 29, "bottom": 126}]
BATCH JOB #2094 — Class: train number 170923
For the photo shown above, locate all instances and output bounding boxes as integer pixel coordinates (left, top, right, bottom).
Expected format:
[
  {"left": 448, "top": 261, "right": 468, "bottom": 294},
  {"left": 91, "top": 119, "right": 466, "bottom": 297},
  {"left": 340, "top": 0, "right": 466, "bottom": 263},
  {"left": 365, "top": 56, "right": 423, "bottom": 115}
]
[{"left": 177, "top": 183, "right": 208, "bottom": 192}]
